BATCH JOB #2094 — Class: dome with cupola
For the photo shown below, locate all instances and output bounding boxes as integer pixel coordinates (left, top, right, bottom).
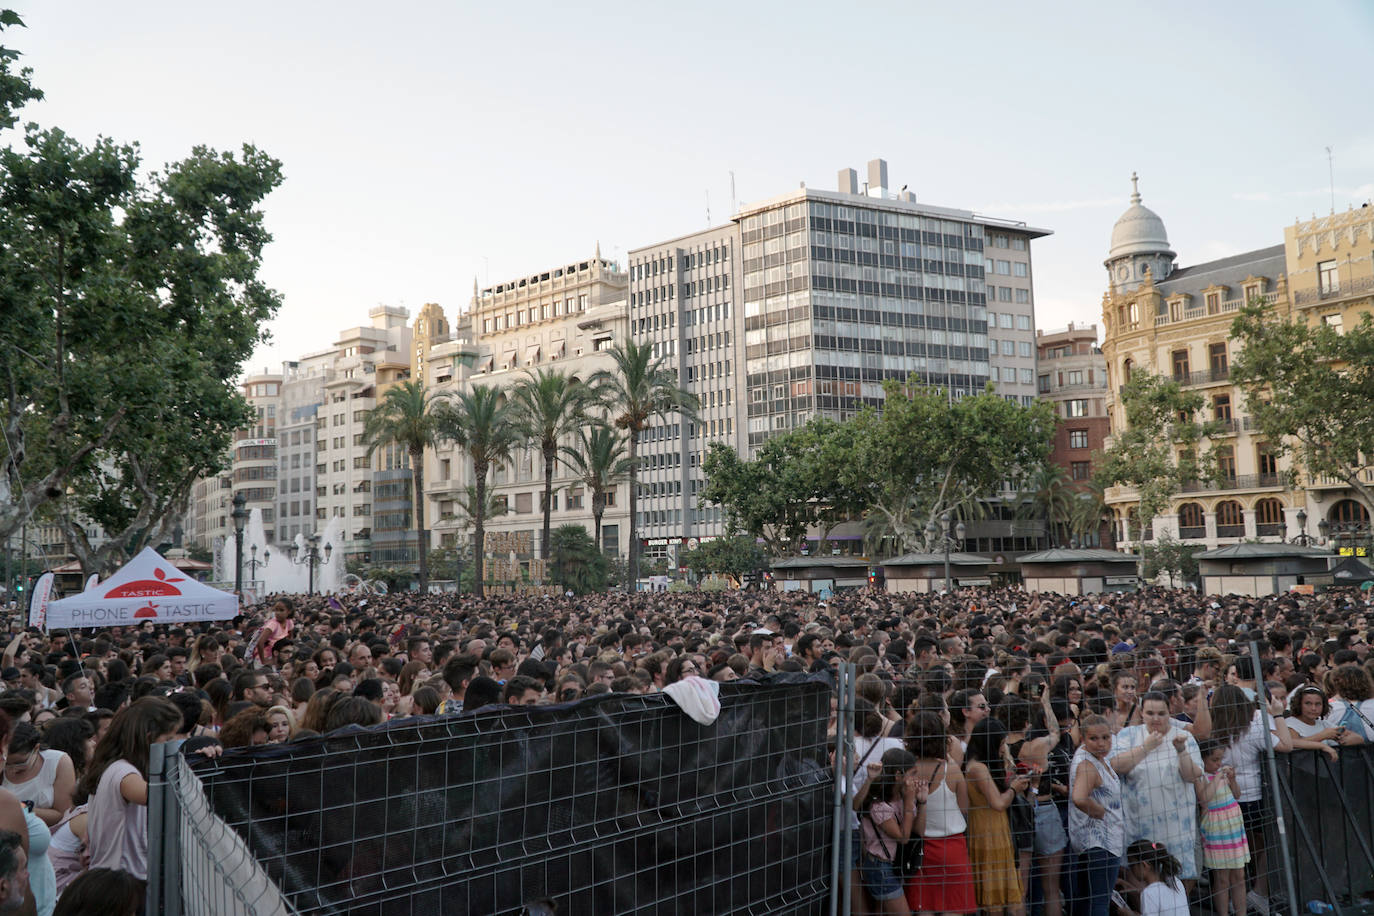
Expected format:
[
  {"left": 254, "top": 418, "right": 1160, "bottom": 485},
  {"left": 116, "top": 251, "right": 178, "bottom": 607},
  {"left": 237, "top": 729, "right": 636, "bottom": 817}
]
[{"left": 1105, "top": 173, "right": 1176, "bottom": 293}]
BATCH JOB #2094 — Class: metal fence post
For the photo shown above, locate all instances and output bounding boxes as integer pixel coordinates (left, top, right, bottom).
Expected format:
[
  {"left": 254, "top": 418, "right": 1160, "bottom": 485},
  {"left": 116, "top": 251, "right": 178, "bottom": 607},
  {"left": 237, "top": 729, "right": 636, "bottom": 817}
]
[
  {"left": 828, "top": 663, "right": 857, "bottom": 916},
  {"left": 146, "top": 741, "right": 183, "bottom": 916},
  {"left": 1252, "top": 640, "right": 1300, "bottom": 916}
]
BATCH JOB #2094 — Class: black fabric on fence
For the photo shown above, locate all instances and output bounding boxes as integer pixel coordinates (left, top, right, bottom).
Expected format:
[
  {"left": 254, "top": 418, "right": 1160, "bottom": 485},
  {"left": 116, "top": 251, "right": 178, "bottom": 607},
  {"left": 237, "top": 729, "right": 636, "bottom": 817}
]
[
  {"left": 1274, "top": 747, "right": 1374, "bottom": 909},
  {"left": 192, "top": 674, "right": 834, "bottom": 916}
]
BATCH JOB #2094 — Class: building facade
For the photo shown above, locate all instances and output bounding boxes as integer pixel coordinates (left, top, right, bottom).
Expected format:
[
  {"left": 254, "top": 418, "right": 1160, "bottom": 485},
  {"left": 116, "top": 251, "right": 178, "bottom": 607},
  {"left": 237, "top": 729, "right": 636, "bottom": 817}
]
[
  {"left": 627, "top": 224, "right": 745, "bottom": 564},
  {"left": 623, "top": 158, "right": 1050, "bottom": 561},
  {"left": 235, "top": 371, "right": 283, "bottom": 545},
  {"left": 1100, "top": 177, "right": 1374, "bottom": 553},
  {"left": 424, "top": 251, "right": 634, "bottom": 581},
  {"left": 1036, "top": 322, "right": 1109, "bottom": 488}
]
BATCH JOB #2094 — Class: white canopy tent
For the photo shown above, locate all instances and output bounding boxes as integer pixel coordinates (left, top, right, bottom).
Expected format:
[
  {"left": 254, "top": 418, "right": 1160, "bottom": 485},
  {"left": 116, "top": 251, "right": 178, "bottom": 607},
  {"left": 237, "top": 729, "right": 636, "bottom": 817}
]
[{"left": 46, "top": 547, "right": 238, "bottom": 630}]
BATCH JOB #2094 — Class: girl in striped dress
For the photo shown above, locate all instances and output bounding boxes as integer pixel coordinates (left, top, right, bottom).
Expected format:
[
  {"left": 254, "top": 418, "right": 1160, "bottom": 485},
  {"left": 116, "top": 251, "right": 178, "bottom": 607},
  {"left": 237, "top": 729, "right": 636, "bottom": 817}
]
[{"left": 1197, "top": 740, "right": 1249, "bottom": 916}]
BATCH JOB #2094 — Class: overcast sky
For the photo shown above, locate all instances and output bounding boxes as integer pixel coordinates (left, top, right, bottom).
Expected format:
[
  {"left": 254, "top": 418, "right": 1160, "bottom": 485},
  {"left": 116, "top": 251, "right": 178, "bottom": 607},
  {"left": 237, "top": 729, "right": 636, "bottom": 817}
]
[{"left": 10, "top": 1, "right": 1374, "bottom": 373}]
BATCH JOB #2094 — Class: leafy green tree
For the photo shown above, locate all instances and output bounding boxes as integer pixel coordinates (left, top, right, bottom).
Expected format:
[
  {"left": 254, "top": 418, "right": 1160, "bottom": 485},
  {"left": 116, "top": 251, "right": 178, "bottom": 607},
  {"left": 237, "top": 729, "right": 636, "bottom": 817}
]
[
  {"left": 679, "top": 535, "right": 769, "bottom": 579},
  {"left": 560, "top": 422, "right": 631, "bottom": 553},
  {"left": 0, "top": 11, "right": 42, "bottom": 130},
  {"left": 1096, "top": 371, "right": 1223, "bottom": 574},
  {"left": 434, "top": 385, "right": 519, "bottom": 597},
  {"left": 1231, "top": 304, "right": 1374, "bottom": 506},
  {"left": 841, "top": 382, "right": 1055, "bottom": 554},
  {"left": 701, "top": 418, "right": 867, "bottom": 555},
  {"left": 510, "top": 368, "right": 590, "bottom": 561},
  {"left": 1141, "top": 532, "right": 1202, "bottom": 588},
  {"left": 362, "top": 380, "right": 443, "bottom": 592},
  {"left": 2, "top": 131, "right": 283, "bottom": 572},
  {"left": 547, "top": 524, "right": 609, "bottom": 594},
  {"left": 589, "top": 340, "right": 698, "bottom": 584}
]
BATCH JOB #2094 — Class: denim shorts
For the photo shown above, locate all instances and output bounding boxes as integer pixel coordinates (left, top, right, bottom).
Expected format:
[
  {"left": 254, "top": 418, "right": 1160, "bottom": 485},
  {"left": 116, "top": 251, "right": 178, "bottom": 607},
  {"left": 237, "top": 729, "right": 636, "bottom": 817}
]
[
  {"left": 860, "top": 854, "right": 906, "bottom": 901},
  {"left": 1033, "top": 801, "right": 1068, "bottom": 855}
]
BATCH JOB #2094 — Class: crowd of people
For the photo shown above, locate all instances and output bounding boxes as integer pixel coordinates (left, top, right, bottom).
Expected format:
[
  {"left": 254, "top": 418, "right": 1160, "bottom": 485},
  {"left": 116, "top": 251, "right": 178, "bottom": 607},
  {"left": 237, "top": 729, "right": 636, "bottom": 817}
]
[{"left": 0, "top": 582, "right": 1367, "bottom": 915}]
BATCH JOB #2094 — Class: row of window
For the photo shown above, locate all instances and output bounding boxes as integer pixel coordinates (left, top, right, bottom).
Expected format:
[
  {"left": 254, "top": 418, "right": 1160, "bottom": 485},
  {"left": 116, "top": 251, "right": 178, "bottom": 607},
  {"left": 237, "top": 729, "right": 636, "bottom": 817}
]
[
  {"left": 989, "top": 339, "right": 1035, "bottom": 358},
  {"left": 991, "top": 287, "right": 1032, "bottom": 304},
  {"left": 479, "top": 295, "right": 588, "bottom": 334}
]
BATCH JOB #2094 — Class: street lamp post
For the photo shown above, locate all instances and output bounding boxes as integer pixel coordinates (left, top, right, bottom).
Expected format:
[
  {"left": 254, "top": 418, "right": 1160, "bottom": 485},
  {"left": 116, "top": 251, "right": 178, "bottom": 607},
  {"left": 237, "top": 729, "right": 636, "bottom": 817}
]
[
  {"left": 296, "top": 533, "right": 333, "bottom": 596},
  {"left": 244, "top": 543, "right": 269, "bottom": 592},
  {"left": 1293, "top": 508, "right": 1315, "bottom": 546},
  {"left": 231, "top": 492, "right": 248, "bottom": 599},
  {"left": 926, "top": 512, "right": 968, "bottom": 593}
]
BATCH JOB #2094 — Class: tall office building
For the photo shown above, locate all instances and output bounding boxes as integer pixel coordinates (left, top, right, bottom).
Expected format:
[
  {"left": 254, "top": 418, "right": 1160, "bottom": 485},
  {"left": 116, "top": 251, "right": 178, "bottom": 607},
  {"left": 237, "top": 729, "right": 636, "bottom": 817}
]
[
  {"left": 627, "top": 159, "right": 1050, "bottom": 563},
  {"left": 627, "top": 225, "right": 744, "bottom": 565}
]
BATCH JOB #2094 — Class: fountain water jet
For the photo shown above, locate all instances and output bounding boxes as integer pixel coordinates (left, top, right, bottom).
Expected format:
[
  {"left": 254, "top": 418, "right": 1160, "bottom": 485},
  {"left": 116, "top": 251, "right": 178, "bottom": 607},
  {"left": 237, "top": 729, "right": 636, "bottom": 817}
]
[{"left": 217, "top": 509, "right": 346, "bottom": 595}]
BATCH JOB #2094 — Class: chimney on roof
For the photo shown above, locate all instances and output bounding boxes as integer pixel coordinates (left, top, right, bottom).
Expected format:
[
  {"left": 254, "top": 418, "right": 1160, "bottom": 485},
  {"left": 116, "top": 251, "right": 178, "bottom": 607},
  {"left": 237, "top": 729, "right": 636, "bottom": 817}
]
[
  {"left": 867, "top": 158, "right": 889, "bottom": 196},
  {"left": 838, "top": 168, "right": 858, "bottom": 195}
]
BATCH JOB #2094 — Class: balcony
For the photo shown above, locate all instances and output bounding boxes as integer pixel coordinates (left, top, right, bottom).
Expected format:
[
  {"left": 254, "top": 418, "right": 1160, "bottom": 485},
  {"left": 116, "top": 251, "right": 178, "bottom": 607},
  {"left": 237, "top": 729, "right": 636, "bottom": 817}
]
[
  {"left": 1153, "top": 292, "right": 1278, "bottom": 327},
  {"left": 1293, "top": 274, "right": 1374, "bottom": 306},
  {"left": 1170, "top": 367, "right": 1230, "bottom": 387},
  {"left": 1178, "top": 472, "right": 1285, "bottom": 494},
  {"left": 1309, "top": 468, "right": 1374, "bottom": 488},
  {"left": 425, "top": 478, "right": 465, "bottom": 497}
]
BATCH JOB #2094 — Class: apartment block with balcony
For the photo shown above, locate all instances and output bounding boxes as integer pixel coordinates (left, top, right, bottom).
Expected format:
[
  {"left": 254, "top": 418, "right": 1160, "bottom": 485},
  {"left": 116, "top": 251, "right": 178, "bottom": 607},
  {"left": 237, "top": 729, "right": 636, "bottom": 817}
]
[
  {"left": 1100, "top": 176, "right": 1374, "bottom": 552},
  {"left": 423, "top": 252, "right": 633, "bottom": 579},
  {"left": 1282, "top": 205, "right": 1374, "bottom": 550},
  {"left": 1037, "top": 323, "right": 1109, "bottom": 493},
  {"left": 315, "top": 306, "right": 413, "bottom": 564},
  {"left": 234, "top": 371, "right": 283, "bottom": 544}
]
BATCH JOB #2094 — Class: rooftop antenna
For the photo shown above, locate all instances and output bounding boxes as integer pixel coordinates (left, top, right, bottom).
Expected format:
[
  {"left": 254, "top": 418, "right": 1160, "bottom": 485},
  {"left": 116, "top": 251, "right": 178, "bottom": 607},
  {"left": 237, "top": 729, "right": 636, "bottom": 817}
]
[
  {"left": 730, "top": 171, "right": 736, "bottom": 215},
  {"left": 1326, "top": 146, "right": 1335, "bottom": 213},
  {"left": 705, "top": 190, "right": 711, "bottom": 226}
]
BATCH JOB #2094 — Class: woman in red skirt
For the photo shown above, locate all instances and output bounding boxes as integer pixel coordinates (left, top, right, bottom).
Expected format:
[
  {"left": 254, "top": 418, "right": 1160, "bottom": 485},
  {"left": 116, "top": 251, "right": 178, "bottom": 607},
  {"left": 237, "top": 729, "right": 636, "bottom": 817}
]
[{"left": 904, "top": 712, "right": 977, "bottom": 915}]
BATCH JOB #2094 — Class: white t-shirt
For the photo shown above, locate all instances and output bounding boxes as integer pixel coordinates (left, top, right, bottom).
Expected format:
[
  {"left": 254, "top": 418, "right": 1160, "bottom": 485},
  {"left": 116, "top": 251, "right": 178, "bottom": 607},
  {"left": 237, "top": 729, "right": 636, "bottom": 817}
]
[
  {"left": 1222, "top": 710, "right": 1278, "bottom": 802},
  {"left": 1140, "top": 879, "right": 1190, "bottom": 916},
  {"left": 1286, "top": 716, "right": 1332, "bottom": 739}
]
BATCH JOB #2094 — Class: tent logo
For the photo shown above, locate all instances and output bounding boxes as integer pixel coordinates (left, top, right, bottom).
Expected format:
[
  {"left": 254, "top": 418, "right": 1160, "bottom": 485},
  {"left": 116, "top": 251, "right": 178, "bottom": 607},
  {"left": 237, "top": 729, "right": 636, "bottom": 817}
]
[
  {"left": 134, "top": 602, "right": 159, "bottom": 619},
  {"left": 106, "top": 567, "right": 185, "bottom": 599}
]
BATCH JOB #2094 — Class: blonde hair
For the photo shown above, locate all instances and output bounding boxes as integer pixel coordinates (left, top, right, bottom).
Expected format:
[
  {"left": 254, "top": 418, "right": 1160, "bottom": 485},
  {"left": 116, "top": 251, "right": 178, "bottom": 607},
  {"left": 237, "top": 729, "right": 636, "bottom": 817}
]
[{"left": 265, "top": 704, "right": 297, "bottom": 736}]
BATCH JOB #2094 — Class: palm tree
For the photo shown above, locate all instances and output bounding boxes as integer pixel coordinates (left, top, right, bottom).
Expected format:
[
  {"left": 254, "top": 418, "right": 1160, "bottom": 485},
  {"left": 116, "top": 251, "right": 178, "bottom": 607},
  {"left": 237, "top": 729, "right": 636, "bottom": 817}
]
[
  {"left": 1016, "top": 463, "right": 1075, "bottom": 548},
  {"left": 1070, "top": 478, "right": 1111, "bottom": 547},
  {"left": 451, "top": 484, "right": 508, "bottom": 592},
  {"left": 361, "top": 380, "right": 442, "bottom": 593},
  {"left": 510, "top": 368, "right": 591, "bottom": 564},
  {"left": 434, "top": 384, "right": 519, "bottom": 598},
  {"left": 589, "top": 340, "right": 699, "bottom": 586},
  {"left": 561, "top": 422, "right": 633, "bottom": 553}
]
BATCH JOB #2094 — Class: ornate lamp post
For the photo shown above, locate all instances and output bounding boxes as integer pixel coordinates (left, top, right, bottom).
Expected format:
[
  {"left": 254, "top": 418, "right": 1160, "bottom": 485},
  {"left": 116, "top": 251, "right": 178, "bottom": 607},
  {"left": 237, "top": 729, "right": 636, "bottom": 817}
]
[
  {"left": 244, "top": 543, "right": 270, "bottom": 592},
  {"left": 231, "top": 492, "right": 248, "bottom": 598},
  {"left": 296, "top": 533, "right": 333, "bottom": 596},
  {"left": 1293, "top": 508, "right": 1315, "bottom": 546}
]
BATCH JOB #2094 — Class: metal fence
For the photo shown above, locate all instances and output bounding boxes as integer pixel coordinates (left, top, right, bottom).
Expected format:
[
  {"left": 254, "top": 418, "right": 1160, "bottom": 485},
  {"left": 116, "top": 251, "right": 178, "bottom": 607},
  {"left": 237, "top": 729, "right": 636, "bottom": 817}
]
[
  {"left": 148, "top": 675, "right": 839, "bottom": 916},
  {"left": 146, "top": 662, "right": 1372, "bottom": 916}
]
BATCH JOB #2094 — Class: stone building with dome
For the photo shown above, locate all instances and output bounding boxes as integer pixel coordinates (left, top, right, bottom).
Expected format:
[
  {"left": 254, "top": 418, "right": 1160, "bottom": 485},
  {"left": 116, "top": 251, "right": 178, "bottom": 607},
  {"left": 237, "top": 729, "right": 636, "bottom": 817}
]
[{"left": 1099, "top": 175, "right": 1374, "bottom": 559}]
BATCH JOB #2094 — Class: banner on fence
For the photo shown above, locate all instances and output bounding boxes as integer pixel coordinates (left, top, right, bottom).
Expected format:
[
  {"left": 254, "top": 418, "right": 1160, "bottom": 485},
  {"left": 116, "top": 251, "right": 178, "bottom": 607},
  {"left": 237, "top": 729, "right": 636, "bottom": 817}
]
[{"left": 191, "top": 675, "right": 835, "bottom": 916}]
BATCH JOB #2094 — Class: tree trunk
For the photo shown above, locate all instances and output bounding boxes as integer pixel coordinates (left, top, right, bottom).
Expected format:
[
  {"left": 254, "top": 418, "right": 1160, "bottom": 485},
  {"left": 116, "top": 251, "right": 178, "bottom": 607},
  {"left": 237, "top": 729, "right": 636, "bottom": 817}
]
[
  {"left": 473, "top": 459, "right": 487, "bottom": 598},
  {"left": 626, "top": 431, "right": 639, "bottom": 587},
  {"left": 541, "top": 442, "right": 555, "bottom": 567},
  {"left": 592, "top": 493, "right": 604, "bottom": 556},
  {"left": 412, "top": 445, "right": 428, "bottom": 594}
]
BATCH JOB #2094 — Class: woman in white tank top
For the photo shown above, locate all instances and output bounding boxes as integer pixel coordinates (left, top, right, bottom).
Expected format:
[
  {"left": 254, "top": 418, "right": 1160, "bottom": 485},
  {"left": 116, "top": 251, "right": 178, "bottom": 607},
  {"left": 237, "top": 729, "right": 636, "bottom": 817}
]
[{"left": 903, "top": 712, "right": 978, "bottom": 915}]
